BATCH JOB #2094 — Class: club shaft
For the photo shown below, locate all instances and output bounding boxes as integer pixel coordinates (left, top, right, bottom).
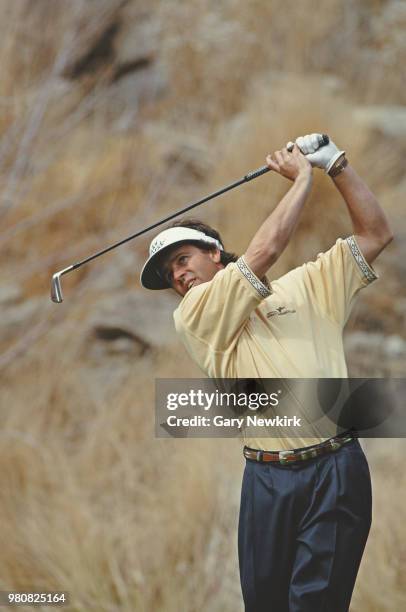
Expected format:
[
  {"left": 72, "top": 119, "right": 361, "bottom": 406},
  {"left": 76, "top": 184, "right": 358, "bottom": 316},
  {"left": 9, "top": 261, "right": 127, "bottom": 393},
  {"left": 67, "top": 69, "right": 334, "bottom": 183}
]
[
  {"left": 70, "top": 169, "right": 269, "bottom": 271},
  {"left": 51, "top": 132, "right": 330, "bottom": 302}
]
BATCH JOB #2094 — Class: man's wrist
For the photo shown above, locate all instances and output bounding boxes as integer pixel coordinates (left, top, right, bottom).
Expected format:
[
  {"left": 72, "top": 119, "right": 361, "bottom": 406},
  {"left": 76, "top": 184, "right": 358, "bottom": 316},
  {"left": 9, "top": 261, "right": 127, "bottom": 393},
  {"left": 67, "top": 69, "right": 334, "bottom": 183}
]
[
  {"left": 294, "top": 170, "right": 313, "bottom": 185},
  {"left": 328, "top": 154, "right": 348, "bottom": 178}
]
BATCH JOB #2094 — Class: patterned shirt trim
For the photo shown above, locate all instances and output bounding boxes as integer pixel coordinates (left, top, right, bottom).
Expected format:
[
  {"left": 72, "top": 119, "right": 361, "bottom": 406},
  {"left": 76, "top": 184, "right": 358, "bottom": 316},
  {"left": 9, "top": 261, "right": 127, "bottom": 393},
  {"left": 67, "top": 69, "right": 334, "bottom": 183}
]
[
  {"left": 346, "top": 236, "right": 378, "bottom": 284},
  {"left": 236, "top": 256, "right": 272, "bottom": 298}
]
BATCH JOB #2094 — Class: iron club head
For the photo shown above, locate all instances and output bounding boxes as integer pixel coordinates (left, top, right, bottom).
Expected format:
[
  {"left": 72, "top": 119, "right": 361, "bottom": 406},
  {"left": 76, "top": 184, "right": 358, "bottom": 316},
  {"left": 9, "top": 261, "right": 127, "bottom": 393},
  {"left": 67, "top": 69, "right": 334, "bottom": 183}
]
[{"left": 50, "top": 266, "right": 74, "bottom": 303}]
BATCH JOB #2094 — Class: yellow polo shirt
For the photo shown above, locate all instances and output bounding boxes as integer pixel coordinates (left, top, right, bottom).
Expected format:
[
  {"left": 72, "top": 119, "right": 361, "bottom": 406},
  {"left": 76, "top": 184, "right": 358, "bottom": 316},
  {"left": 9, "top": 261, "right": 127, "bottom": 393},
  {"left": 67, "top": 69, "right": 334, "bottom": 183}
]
[{"left": 173, "top": 236, "right": 378, "bottom": 451}]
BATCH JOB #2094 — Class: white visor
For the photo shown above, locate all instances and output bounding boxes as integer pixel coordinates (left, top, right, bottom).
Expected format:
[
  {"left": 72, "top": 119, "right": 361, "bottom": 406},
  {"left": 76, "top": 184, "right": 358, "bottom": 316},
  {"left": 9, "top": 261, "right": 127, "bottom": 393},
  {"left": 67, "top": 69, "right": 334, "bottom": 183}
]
[{"left": 140, "top": 227, "right": 224, "bottom": 290}]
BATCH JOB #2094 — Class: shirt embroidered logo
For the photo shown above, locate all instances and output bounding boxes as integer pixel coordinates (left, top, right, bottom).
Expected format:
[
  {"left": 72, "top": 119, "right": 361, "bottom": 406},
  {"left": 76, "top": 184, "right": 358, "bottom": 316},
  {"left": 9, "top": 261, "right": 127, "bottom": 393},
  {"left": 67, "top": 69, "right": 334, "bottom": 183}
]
[{"left": 266, "top": 306, "right": 296, "bottom": 318}]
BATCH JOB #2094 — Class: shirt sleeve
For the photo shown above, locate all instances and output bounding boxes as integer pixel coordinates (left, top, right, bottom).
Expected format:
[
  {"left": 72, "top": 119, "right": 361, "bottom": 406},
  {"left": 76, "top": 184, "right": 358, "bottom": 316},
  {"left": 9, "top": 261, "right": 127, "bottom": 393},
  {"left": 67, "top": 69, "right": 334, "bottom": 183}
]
[
  {"left": 300, "top": 236, "right": 378, "bottom": 326},
  {"left": 173, "top": 256, "right": 272, "bottom": 353}
]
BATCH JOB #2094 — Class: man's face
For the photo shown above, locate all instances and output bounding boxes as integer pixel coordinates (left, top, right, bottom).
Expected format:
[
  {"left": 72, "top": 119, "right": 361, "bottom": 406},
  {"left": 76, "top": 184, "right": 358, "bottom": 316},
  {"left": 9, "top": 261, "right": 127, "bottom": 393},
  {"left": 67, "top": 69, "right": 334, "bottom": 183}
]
[{"left": 161, "top": 243, "right": 224, "bottom": 297}]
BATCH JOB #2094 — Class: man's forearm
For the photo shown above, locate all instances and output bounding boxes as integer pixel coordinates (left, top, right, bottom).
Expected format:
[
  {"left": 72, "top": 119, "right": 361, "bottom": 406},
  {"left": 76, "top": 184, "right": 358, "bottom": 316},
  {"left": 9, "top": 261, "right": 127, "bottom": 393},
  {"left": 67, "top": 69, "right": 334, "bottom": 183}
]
[
  {"left": 333, "top": 164, "right": 391, "bottom": 237},
  {"left": 244, "top": 172, "right": 313, "bottom": 279},
  {"left": 332, "top": 164, "right": 393, "bottom": 262}
]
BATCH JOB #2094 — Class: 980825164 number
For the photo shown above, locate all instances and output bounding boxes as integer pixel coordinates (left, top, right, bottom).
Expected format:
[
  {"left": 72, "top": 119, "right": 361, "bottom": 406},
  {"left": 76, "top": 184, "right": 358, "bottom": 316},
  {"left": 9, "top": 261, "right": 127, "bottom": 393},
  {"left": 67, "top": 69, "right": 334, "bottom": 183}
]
[{"left": 0, "top": 591, "right": 68, "bottom": 606}]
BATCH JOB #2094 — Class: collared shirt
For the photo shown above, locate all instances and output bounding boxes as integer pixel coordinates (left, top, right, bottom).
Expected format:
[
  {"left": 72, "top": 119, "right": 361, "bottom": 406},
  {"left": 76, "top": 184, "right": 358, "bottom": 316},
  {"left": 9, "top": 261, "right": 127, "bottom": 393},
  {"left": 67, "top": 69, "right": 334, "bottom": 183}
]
[{"left": 173, "top": 236, "right": 378, "bottom": 451}]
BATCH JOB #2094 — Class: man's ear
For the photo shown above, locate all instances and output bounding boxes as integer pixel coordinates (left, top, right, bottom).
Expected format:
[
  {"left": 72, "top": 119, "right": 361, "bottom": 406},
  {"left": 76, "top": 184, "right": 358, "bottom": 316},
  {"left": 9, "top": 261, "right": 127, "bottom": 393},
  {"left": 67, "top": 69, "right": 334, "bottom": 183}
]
[{"left": 209, "top": 248, "right": 222, "bottom": 264}]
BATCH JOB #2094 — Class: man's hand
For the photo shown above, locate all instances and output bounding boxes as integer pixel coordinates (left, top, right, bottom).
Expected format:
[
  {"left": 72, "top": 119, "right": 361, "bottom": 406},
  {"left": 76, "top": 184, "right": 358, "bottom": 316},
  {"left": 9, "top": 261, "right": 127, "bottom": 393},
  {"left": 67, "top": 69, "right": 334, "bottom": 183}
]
[
  {"left": 294, "top": 133, "right": 345, "bottom": 173},
  {"left": 266, "top": 145, "right": 312, "bottom": 182},
  {"left": 246, "top": 145, "right": 313, "bottom": 279}
]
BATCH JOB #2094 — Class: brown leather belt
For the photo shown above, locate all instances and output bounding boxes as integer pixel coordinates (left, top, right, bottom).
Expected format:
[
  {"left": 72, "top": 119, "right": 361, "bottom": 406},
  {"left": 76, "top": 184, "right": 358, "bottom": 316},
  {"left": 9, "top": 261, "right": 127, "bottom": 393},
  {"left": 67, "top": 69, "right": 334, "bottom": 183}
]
[{"left": 243, "top": 433, "right": 355, "bottom": 465}]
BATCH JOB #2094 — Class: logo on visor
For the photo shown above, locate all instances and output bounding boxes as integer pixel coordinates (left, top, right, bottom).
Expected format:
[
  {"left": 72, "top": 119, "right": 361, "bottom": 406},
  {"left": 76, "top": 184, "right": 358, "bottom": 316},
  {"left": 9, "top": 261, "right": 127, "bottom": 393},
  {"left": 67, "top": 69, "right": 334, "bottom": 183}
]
[{"left": 150, "top": 239, "right": 165, "bottom": 255}]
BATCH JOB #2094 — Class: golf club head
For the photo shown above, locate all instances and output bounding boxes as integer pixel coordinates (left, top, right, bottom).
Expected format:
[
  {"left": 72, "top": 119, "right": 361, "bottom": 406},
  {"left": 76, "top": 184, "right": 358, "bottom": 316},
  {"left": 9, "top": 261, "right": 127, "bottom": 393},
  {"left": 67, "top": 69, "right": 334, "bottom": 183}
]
[
  {"left": 51, "top": 273, "right": 63, "bottom": 303},
  {"left": 50, "top": 266, "right": 74, "bottom": 303}
]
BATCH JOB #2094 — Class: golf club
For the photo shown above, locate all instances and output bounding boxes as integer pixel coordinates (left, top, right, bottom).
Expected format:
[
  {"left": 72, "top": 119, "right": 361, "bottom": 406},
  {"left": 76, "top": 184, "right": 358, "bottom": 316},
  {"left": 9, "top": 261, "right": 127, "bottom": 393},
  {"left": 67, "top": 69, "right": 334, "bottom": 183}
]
[{"left": 50, "top": 134, "right": 329, "bottom": 302}]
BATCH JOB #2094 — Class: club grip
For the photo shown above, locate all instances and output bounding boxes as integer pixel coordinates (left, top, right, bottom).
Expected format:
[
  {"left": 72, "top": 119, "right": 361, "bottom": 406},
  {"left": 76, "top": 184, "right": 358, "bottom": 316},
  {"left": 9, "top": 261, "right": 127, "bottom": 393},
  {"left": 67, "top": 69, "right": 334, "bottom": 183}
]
[
  {"left": 244, "top": 134, "right": 330, "bottom": 183},
  {"left": 287, "top": 134, "right": 329, "bottom": 152},
  {"left": 244, "top": 165, "right": 270, "bottom": 182}
]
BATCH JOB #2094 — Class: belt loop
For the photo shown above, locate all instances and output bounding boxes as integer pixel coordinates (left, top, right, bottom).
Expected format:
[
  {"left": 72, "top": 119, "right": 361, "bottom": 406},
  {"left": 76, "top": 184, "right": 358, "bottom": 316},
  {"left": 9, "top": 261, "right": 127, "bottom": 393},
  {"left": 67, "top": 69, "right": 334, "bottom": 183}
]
[{"left": 256, "top": 450, "right": 264, "bottom": 462}]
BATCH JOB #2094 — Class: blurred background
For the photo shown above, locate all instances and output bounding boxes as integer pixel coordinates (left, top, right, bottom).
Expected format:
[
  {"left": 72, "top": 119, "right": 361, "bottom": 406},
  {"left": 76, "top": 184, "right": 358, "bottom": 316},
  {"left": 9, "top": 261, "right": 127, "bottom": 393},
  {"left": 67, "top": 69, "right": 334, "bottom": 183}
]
[{"left": 0, "top": 0, "right": 405, "bottom": 610}]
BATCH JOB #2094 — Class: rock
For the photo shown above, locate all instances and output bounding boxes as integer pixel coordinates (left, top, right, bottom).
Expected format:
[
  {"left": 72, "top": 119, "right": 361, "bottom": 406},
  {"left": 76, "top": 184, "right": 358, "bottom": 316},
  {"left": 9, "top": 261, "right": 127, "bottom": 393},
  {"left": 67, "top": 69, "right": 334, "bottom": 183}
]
[
  {"left": 394, "top": 298, "right": 406, "bottom": 317},
  {"left": 384, "top": 334, "right": 406, "bottom": 358},
  {"left": 1, "top": 298, "right": 43, "bottom": 341},
  {"left": 61, "top": 1, "right": 167, "bottom": 119},
  {"left": 114, "top": 5, "right": 160, "bottom": 67},
  {"left": 84, "top": 289, "right": 178, "bottom": 358},
  {"left": 143, "top": 121, "right": 212, "bottom": 182},
  {"left": 108, "top": 63, "right": 167, "bottom": 131},
  {"left": 344, "top": 331, "right": 385, "bottom": 353},
  {"left": 353, "top": 105, "right": 406, "bottom": 139},
  {"left": 91, "top": 324, "right": 149, "bottom": 356},
  {"left": 87, "top": 262, "right": 128, "bottom": 293},
  {"left": 0, "top": 283, "right": 22, "bottom": 306},
  {"left": 344, "top": 330, "right": 406, "bottom": 377},
  {"left": 344, "top": 331, "right": 406, "bottom": 357},
  {"left": 61, "top": 3, "right": 122, "bottom": 79},
  {"left": 163, "top": 143, "right": 211, "bottom": 182},
  {"left": 111, "top": 5, "right": 168, "bottom": 110}
]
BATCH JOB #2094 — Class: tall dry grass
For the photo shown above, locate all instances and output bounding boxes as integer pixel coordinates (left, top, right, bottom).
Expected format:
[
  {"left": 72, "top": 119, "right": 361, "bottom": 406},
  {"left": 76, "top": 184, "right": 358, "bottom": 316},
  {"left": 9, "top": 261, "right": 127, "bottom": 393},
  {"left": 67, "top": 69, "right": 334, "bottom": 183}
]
[
  {"left": 1, "top": 0, "right": 405, "bottom": 610},
  {"left": 0, "top": 337, "right": 243, "bottom": 611}
]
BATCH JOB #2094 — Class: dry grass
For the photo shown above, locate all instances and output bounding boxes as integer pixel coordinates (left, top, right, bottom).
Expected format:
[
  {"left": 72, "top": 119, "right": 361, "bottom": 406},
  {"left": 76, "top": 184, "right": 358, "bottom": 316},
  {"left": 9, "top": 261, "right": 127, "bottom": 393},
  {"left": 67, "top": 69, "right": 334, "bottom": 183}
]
[
  {"left": 0, "top": 0, "right": 405, "bottom": 610},
  {"left": 0, "top": 337, "right": 243, "bottom": 611},
  {"left": 351, "top": 444, "right": 406, "bottom": 611}
]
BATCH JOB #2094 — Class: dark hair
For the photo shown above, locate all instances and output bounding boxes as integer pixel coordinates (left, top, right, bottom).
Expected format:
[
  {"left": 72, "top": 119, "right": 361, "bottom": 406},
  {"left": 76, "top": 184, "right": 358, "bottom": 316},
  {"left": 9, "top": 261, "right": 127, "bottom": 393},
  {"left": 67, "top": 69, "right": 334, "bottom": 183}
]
[{"left": 168, "top": 218, "right": 238, "bottom": 266}]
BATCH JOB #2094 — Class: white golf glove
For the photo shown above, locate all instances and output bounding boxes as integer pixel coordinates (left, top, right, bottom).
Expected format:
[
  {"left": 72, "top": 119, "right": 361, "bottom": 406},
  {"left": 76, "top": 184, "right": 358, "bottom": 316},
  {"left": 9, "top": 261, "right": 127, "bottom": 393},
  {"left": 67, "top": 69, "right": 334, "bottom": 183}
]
[{"left": 292, "top": 133, "right": 345, "bottom": 173}]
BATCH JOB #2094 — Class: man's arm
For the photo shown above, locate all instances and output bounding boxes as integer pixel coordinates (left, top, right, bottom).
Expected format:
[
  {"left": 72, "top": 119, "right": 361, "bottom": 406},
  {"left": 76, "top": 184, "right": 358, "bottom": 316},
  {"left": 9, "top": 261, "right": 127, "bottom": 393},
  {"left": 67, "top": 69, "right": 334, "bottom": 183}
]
[
  {"left": 244, "top": 145, "right": 313, "bottom": 279},
  {"left": 332, "top": 164, "right": 393, "bottom": 264},
  {"left": 294, "top": 133, "right": 394, "bottom": 264}
]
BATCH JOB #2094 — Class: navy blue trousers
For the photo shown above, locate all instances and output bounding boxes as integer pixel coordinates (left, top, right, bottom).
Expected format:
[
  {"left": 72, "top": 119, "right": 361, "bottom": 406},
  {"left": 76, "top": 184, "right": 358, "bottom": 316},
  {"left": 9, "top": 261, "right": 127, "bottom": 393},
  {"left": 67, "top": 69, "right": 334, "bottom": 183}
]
[{"left": 238, "top": 439, "right": 372, "bottom": 612}]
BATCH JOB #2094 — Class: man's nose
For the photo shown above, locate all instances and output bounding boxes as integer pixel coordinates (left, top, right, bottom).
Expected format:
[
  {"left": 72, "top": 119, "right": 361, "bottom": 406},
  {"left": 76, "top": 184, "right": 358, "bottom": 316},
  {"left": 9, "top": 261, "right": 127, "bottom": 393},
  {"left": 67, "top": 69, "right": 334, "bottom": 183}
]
[{"left": 173, "top": 266, "right": 185, "bottom": 283}]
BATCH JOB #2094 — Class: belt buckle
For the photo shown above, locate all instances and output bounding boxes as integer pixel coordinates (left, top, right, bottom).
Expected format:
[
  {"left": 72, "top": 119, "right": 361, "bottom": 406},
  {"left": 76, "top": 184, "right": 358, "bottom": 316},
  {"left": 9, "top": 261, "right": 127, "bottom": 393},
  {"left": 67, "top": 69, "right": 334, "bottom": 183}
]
[
  {"left": 256, "top": 450, "right": 263, "bottom": 462},
  {"left": 329, "top": 439, "right": 341, "bottom": 451},
  {"left": 279, "top": 450, "right": 294, "bottom": 465}
]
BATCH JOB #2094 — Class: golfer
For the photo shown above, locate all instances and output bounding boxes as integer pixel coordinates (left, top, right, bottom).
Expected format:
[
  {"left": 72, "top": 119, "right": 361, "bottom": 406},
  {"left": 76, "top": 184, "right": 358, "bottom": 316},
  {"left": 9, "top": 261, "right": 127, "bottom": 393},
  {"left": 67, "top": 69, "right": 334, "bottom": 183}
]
[{"left": 140, "top": 134, "right": 393, "bottom": 611}]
